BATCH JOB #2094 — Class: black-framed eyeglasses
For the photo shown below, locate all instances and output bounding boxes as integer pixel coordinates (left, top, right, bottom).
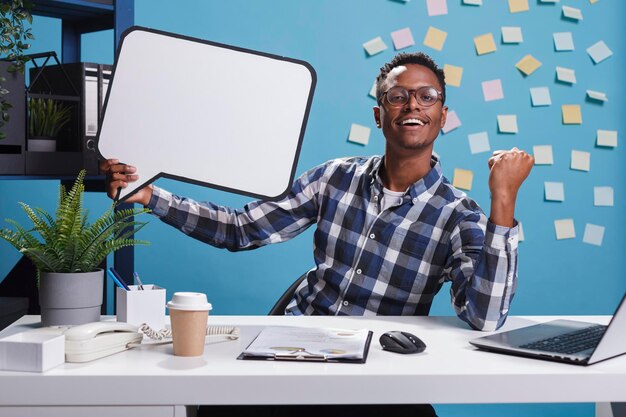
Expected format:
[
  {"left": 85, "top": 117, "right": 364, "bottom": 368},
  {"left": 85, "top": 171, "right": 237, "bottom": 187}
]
[{"left": 380, "top": 86, "right": 444, "bottom": 108}]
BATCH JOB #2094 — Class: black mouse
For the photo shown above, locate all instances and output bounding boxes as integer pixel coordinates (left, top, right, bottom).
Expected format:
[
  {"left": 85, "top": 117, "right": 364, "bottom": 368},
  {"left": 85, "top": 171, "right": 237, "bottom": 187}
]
[{"left": 379, "top": 331, "right": 426, "bottom": 354}]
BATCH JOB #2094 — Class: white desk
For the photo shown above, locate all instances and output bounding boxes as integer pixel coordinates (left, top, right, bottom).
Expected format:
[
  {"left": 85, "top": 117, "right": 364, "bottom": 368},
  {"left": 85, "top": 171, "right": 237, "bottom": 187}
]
[{"left": 0, "top": 315, "right": 624, "bottom": 416}]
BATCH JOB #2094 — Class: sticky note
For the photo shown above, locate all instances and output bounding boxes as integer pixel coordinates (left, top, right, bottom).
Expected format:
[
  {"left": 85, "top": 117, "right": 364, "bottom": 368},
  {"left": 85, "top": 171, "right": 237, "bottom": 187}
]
[
  {"left": 442, "top": 110, "right": 461, "bottom": 134},
  {"left": 533, "top": 145, "right": 553, "bottom": 165},
  {"left": 427, "top": 0, "right": 448, "bottom": 16},
  {"left": 562, "top": 6, "right": 583, "bottom": 20},
  {"left": 545, "top": 182, "right": 565, "bottom": 201},
  {"left": 497, "top": 115, "right": 518, "bottom": 134},
  {"left": 423, "top": 27, "right": 447, "bottom": 51},
  {"left": 482, "top": 79, "right": 504, "bottom": 102},
  {"left": 516, "top": 55, "right": 541, "bottom": 75},
  {"left": 540, "top": 0, "right": 559, "bottom": 3},
  {"left": 589, "top": 0, "right": 599, "bottom": 3},
  {"left": 555, "top": 219, "right": 575, "bottom": 240},
  {"left": 586, "top": 41, "right": 613, "bottom": 64},
  {"left": 474, "top": 33, "right": 497, "bottom": 55},
  {"left": 463, "top": 0, "right": 482, "bottom": 5},
  {"left": 468, "top": 132, "right": 490, "bottom": 154},
  {"left": 583, "top": 224, "right": 604, "bottom": 246},
  {"left": 502, "top": 27, "right": 523, "bottom": 44},
  {"left": 596, "top": 130, "right": 618, "bottom": 147},
  {"left": 530, "top": 87, "right": 551, "bottom": 106},
  {"left": 509, "top": 0, "right": 529, "bottom": 13},
  {"left": 369, "top": 81, "right": 377, "bottom": 99},
  {"left": 348, "top": 123, "right": 371, "bottom": 146},
  {"left": 571, "top": 150, "right": 590, "bottom": 171},
  {"left": 562, "top": 105, "right": 582, "bottom": 125},
  {"left": 391, "top": 28, "right": 415, "bottom": 50},
  {"left": 518, "top": 221, "right": 525, "bottom": 242},
  {"left": 363, "top": 37, "right": 388, "bottom": 56},
  {"left": 453, "top": 168, "right": 473, "bottom": 191},
  {"left": 443, "top": 64, "right": 463, "bottom": 87},
  {"left": 594, "top": 186, "right": 614, "bottom": 206},
  {"left": 556, "top": 66, "right": 576, "bottom": 84},
  {"left": 553, "top": 32, "right": 574, "bottom": 51},
  {"left": 586, "top": 90, "right": 607, "bottom": 102}
]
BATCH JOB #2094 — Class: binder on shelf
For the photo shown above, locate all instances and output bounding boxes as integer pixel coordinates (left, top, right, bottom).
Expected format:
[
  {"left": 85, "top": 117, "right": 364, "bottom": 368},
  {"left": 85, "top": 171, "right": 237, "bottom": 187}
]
[{"left": 238, "top": 326, "right": 373, "bottom": 363}]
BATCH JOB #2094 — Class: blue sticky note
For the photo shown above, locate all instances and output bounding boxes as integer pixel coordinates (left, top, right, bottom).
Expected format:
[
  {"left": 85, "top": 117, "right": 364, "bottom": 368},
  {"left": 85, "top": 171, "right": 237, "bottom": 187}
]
[
  {"left": 553, "top": 32, "right": 574, "bottom": 51},
  {"left": 468, "top": 131, "right": 490, "bottom": 154},
  {"left": 586, "top": 41, "right": 613, "bottom": 64},
  {"left": 530, "top": 87, "right": 551, "bottom": 106},
  {"left": 583, "top": 224, "right": 605, "bottom": 246},
  {"left": 545, "top": 182, "right": 564, "bottom": 201}
]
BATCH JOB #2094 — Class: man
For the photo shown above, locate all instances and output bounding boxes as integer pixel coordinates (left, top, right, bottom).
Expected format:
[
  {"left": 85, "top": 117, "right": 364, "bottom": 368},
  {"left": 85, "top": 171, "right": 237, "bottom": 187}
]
[{"left": 101, "top": 52, "right": 533, "bottom": 416}]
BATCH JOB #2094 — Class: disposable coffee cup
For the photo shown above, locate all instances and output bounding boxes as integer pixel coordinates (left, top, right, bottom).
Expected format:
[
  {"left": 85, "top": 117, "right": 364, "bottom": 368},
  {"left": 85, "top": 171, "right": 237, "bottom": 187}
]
[{"left": 167, "top": 292, "right": 213, "bottom": 357}]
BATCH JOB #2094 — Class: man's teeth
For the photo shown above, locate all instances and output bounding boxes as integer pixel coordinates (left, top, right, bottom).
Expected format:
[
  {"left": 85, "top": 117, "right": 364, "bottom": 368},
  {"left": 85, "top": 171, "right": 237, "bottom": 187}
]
[{"left": 401, "top": 118, "right": 425, "bottom": 126}]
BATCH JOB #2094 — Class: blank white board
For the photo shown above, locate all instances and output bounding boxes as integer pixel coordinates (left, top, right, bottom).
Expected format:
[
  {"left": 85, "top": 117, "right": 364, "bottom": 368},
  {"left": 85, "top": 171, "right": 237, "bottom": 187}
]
[{"left": 97, "top": 27, "right": 316, "bottom": 201}]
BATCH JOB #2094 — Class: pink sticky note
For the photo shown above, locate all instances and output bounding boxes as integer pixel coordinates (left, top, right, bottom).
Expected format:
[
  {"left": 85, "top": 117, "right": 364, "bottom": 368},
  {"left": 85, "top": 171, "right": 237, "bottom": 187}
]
[
  {"left": 482, "top": 79, "right": 504, "bottom": 102},
  {"left": 391, "top": 28, "right": 415, "bottom": 50},
  {"left": 442, "top": 110, "right": 461, "bottom": 133},
  {"left": 427, "top": 0, "right": 448, "bottom": 16}
]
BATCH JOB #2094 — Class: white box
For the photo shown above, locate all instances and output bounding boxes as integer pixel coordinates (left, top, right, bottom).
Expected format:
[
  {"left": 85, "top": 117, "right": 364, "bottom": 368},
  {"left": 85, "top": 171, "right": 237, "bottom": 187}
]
[
  {"left": 0, "top": 332, "right": 65, "bottom": 372},
  {"left": 116, "top": 285, "right": 166, "bottom": 330}
]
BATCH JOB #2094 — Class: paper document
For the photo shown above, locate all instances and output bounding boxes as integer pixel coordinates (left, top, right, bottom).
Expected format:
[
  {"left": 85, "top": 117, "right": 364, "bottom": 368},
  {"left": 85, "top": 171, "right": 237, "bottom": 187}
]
[{"left": 241, "top": 326, "right": 372, "bottom": 362}]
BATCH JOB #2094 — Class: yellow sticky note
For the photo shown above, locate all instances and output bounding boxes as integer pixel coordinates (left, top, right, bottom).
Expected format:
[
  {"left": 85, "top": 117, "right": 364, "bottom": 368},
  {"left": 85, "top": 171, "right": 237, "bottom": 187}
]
[
  {"left": 562, "top": 105, "right": 582, "bottom": 124},
  {"left": 474, "top": 33, "right": 497, "bottom": 55},
  {"left": 509, "top": 0, "right": 529, "bottom": 13},
  {"left": 453, "top": 168, "right": 473, "bottom": 191},
  {"left": 589, "top": 0, "right": 599, "bottom": 3},
  {"left": 515, "top": 54, "right": 542, "bottom": 75},
  {"left": 443, "top": 64, "right": 463, "bottom": 87},
  {"left": 423, "top": 27, "right": 448, "bottom": 51}
]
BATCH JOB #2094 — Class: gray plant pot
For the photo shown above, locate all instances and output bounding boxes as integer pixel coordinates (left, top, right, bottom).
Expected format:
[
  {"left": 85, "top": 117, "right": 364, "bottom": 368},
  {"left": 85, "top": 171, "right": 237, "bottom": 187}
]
[{"left": 39, "top": 269, "right": 104, "bottom": 326}]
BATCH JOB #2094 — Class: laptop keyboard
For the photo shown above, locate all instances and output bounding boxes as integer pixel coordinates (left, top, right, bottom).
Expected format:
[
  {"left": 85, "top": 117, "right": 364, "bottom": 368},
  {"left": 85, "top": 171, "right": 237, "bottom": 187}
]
[{"left": 520, "top": 324, "right": 606, "bottom": 354}]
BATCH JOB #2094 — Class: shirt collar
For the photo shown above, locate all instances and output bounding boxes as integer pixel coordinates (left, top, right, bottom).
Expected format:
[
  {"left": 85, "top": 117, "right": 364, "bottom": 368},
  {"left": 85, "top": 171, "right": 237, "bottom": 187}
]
[{"left": 370, "top": 154, "right": 443, "bottom": 202}]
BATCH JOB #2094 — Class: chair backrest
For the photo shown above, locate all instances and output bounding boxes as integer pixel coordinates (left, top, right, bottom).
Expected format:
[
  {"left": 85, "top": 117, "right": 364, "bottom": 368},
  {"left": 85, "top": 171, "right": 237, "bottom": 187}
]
[{"left": 268, "top": 272, "right": 307, "bottom": 315}]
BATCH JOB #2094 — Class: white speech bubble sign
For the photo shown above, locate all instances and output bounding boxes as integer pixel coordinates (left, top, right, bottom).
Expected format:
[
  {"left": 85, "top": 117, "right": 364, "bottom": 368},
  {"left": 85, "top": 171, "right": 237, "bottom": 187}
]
[{"left": 97, "top": 27, "right": 316, "bottom": 202}]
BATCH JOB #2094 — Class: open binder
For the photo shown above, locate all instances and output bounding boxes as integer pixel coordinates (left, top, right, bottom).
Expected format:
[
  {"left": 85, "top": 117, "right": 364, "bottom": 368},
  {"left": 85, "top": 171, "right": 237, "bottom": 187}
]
[{"left": 238, "top": 326, "right": 373, "bottom": 363}]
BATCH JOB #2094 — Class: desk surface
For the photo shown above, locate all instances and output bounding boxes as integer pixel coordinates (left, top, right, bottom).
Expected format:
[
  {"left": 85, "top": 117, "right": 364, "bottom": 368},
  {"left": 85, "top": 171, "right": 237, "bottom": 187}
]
[{"left": 0, "top": 315, "right": 624, "bottom": 407}]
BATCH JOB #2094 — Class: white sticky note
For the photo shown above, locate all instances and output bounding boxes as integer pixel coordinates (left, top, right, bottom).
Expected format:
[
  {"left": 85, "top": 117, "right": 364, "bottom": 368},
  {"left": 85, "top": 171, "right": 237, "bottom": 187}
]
[
  {"left": 463, "top": 0, "right": 482, "bottom": 5},
  {"left": 442, "top": 110, "right": 461, "bottom": 134},
  {"left": 594, "top": 186, "right": 614, "bottom": 206},
  {"left": 427, "top": 0, "right": 448, "bottom": 16},
  {"left": 530, "top": 87, "right": 551, "bottom": 106},
  {"left": 555, "top": 219, "right": 575, "bottom": 240},
  {"left": 556, "top": 66, "right": 576, "bottom": 84},
  {"left": 562, "top": 6, "right": 583, "bottom": 20},
  {"left": 369, "top": 81, "right": 377, "bottom": 99},
  {"left": 583, "top": 224, "right": 604, "bottom": 246},
  {"left": 586, "top": 41, "right": 613, "bottom": 64},
  {"left": 518, "top": 221, "right": 525, "bottom": 242},
  {"left": 596, "top": 130, "right": 618, "bottom": 147},
  {"left": 545, "top": 182, "right": 565, "bottom": 201},
  {"left": 348, "top": 123, "right": 371, "bottom": 146},
  {"left": 363, "top": 37, "right": 388, "bottom": 56},
  {"left": 553, "top": 32, "right": 574, "bottom": 51},
  {"left": 540, "top": 0, "right": 559, "bottom": 3},
  {"left": 497, "top": 115, "right": 518, "bottom": 133},
  {"left": 571, "top": 150, "right": 590, "bottom": 171},
  {"left": 586, "top": 90, "right": 607, "bottom": 102},
  {"left": 533, "top": 145, "right": 553, "bottom": 165},
  {"left": 501, "top": 27, "right": 523, "bottom": 44},
  {"left": 468, "top": 131, "right": 490, "bottom": 154}
]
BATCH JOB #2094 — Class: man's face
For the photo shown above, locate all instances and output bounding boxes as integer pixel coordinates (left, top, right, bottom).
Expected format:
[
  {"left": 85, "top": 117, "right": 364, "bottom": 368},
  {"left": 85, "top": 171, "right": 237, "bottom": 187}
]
[{"left": 373, "top": 64, "right": 448, "bottom": 154}]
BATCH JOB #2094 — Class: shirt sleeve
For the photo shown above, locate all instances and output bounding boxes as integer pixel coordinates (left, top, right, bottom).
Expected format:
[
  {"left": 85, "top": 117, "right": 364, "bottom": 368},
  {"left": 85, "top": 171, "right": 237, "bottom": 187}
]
[
  {"left": 444, "top": 205, "right": 519, "bottom": 331},
  {"left": 146, "top": 164, "right": 326, "bottom": 251}
]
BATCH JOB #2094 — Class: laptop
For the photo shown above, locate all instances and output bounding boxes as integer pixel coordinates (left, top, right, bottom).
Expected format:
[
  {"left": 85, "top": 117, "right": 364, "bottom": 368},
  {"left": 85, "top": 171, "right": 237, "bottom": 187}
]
[{"left": 469, "top": 292, "right": 626, "bottom": 365}]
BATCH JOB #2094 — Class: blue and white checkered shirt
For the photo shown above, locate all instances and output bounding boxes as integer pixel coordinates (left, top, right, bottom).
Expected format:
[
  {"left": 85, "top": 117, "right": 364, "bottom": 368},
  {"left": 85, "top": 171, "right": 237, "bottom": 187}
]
[{"left": 148, "top": 155, "right": 518, "bottom": 331}]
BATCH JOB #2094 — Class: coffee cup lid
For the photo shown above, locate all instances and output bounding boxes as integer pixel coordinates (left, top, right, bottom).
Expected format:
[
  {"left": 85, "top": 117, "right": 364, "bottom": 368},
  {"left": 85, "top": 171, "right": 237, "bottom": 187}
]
[{"left": 166, "top": 292, "right": 213, "bottom": 311}]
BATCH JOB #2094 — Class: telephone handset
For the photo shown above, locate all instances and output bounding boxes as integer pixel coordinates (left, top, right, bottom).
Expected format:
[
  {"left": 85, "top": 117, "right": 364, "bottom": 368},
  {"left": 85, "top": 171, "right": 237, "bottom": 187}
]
[{"left": 64, "top": 321, "right": 143, "bottom": 363}]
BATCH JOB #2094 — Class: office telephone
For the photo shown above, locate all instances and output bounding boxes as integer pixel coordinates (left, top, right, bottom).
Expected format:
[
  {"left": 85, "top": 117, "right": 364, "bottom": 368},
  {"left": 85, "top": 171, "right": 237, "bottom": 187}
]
[{"left": 64, "top": 321, "right": 143, "bottom": 363}]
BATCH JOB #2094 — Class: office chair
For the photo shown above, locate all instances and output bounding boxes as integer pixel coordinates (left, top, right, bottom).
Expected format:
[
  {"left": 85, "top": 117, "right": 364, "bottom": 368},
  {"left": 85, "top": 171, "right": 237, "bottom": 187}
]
[{"left": 268, "top": 272, "right": 308, "bottom": 315}]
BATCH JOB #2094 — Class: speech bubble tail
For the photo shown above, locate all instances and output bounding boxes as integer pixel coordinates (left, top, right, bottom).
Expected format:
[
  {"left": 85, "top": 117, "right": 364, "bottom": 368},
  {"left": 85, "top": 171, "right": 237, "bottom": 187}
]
[{"left": 116, "top": 175, "right": 156, "bottom": 203}]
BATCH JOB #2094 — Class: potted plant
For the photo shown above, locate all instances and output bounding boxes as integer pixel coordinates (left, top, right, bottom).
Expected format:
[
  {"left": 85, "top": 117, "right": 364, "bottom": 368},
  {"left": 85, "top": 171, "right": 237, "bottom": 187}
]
[
  {"left": 27, "top": 97, "right": 73, "bottom": 151},
  {"left": 0, "top": 169, "right": 150, "bottom": 326}
]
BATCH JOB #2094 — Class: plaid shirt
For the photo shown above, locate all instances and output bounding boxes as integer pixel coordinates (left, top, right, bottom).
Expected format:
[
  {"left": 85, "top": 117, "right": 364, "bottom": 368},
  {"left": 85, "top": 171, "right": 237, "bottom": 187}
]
[{"left": 148, "top": 155, "right": 518, "bottom": 331}]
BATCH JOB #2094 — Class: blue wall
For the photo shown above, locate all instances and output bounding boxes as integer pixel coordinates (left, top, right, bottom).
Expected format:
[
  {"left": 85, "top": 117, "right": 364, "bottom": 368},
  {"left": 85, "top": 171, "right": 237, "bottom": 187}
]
[{"left": 0, "top": 2, "right": 623, "bottom": 416}]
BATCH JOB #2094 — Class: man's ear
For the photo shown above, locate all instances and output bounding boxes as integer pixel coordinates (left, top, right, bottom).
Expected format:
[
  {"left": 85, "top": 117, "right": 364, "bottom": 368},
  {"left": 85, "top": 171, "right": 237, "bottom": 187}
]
[
  {"left": 373, "top": 106, "right": 381, "bottom": 128},
  {"left": 440, "top": 106, "right": 448, "bottom": 129}
]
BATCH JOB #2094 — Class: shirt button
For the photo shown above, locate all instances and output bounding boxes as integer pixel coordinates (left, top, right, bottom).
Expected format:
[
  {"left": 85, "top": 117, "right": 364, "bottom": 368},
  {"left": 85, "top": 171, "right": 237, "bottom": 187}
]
[
  {"left": 412, "top": 197, "right": 418, "bottom": 204},
  {"left": 373, "top": 195, "right": 379, "bottom": 201},
  {"left": 356, "top": 269, "right": 362, "bottom": 275},
  {"left": 342, "top": 301, "right": 349, "bottom": 306},
  {"left": 369, "top": 233, "right": 376, "bottom": 239}
]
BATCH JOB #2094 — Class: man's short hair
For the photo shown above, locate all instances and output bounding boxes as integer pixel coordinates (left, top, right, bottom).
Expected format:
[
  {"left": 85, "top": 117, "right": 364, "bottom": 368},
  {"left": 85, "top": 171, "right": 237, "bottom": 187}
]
[{"left": 376, "top": 52, "right": 446, "bottom": 105}]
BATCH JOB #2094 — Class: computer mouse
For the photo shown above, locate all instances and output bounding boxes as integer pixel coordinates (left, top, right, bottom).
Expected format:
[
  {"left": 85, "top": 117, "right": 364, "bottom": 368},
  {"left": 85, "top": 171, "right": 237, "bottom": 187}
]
[{"left": 379, "top": 331, "right": 426, "bottom": 354}]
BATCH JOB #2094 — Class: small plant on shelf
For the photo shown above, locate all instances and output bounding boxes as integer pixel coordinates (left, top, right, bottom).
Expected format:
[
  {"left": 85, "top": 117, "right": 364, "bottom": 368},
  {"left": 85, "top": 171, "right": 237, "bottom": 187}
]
[{"left": 28, "top": 97, "right": 72, "bottom": 139}]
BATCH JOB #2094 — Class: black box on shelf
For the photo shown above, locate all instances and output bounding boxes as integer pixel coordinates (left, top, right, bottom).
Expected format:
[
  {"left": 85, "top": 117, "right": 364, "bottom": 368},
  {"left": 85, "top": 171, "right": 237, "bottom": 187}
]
[{"left": 0, "top": 61, "right": 25, "bottom": 175}]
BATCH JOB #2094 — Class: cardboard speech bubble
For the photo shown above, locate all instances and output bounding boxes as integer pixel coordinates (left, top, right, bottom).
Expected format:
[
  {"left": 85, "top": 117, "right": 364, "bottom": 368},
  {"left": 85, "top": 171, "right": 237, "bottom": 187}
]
[{"left": 97, "top": 27, "right": 316, "bottom": 202}]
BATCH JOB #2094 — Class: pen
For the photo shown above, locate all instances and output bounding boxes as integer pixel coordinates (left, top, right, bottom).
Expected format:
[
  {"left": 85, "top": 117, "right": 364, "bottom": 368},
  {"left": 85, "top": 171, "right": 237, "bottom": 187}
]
[
  {"left": 107, "top": 268, "right": 130, "bottom": 291},
  {"left": 133, "top": 272, "right": 145, "bottom": 290},
  {"left": 109, "top": 267, "right": 130, "bottom": 290}
]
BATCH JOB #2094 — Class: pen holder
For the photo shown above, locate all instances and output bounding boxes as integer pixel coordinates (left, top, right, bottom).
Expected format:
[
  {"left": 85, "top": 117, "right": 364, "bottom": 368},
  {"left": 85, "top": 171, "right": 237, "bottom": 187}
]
[{"left": 116, "top": 285, "right": 166, "bottom": 330}]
